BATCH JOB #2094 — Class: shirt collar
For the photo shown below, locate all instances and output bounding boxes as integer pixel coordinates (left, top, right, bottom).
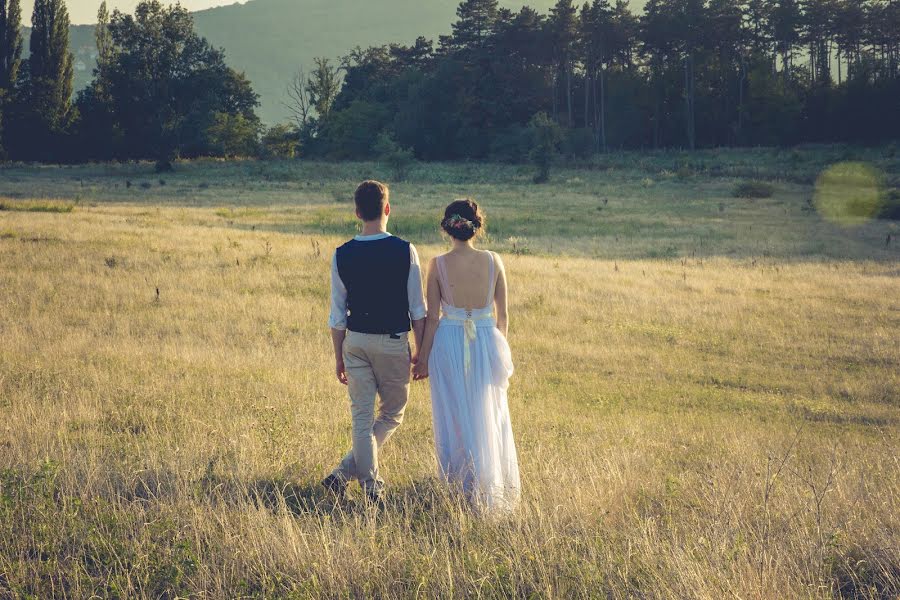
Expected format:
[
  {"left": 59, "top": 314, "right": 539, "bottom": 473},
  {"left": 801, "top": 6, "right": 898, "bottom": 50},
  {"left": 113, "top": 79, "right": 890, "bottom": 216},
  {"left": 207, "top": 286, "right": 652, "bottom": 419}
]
[{"left": 354, "top": 232, "right": 393, "bottom": 242}]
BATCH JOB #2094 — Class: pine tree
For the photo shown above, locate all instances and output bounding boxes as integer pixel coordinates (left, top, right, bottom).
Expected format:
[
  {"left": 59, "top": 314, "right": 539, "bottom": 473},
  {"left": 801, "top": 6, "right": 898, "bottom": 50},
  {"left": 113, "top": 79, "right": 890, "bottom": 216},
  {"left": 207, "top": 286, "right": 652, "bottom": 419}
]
[
  {"left": 0, "top": 0, "right": 22, "bottom": 91},
  {"left": 772, "top": 0, "right": 802, "bottom": 82},
  {"left": 0, "top": 0, "right": 22, "bottom": 155},
  {"left": 549, "top": 0, "right": 579, "bottom": 127},
  {"left": 27, "top": 0, "right": 74, "bottom": 129},
  {"left": 95, "top": 1, "right": 113, "bottom": 77},
  {"left": 448, "top": 0, "right": 499, "bottom": 52}
]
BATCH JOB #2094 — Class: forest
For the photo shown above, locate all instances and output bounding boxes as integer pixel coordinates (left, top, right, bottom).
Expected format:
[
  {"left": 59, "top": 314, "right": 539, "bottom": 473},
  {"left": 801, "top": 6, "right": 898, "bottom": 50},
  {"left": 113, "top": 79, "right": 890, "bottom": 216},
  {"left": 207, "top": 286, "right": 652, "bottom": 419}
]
[{"left": 0, "top": 0, "right": 898, "bottom": 164}]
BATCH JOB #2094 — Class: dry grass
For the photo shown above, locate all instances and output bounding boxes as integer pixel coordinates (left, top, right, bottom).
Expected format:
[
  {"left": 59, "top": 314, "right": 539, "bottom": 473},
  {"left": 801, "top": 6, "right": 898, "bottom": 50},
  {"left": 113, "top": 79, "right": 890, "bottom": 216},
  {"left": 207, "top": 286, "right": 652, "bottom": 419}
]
[{"left": 0, "top": 152, "right": 898, "bottom": 598}]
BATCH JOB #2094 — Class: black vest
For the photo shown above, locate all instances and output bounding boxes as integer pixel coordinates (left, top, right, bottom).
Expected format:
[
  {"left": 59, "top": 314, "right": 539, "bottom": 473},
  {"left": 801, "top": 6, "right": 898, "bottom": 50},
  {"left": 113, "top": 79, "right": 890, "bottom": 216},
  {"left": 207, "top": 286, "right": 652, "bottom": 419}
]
[{"left": 336, "top": 236, "right": 411, "bottom": 334}]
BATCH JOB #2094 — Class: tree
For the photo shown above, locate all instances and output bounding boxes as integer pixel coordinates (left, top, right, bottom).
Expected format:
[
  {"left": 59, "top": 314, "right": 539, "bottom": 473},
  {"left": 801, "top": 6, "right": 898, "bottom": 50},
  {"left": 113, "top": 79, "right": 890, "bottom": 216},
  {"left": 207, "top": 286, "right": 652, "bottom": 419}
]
[
  {"left": 81, "top": 0, "right": 259, "bottom": 162},
  {"left": 94, "top": 1, "right": 113, "bottom": 78},
  {"left": 641, "top": 0, "right": 679, "bottom": 147},
  {"left": 580, "top": 0, "right": 615, "bottom": 150},
  {"left": 307, "top": 57, "right": 341, "bottom": 121},
  {"left": 28, "top": 0, "right": 74, "bottom": 122},
  {"left": 4, "top": 0, "right": 74, "bottom": 160},
  {"left": 283, "top": 66, "right": 312, "bottom": 130},
  {"left": 0, "top": 0, "right": 21, "bottom": 91},
  {"left": 260, "top": 123, "right": 299, "bottom": 159},
  {"left": 443, "top": 0, "right": 499, "bottom": 53},
  {"left": 707, "top": 0, "right": 744, "bottom": 144},
  {"left": 528, "top": 111, "right": 562, "bottom": 182},
  {"left": 373, "top": 131, "right": 415, "bottom": 181},
  {"left": 0, "top": 0, "right": 22, "bottom": 154},
  {"left": 548, "top": 0, "right": 579, "bottom": 127},
  {"left": 772, "top": 0, "right": 802, "bottom": 82},
  {"left": 206, "top": 112, "right": 260, "bottom": 157}
]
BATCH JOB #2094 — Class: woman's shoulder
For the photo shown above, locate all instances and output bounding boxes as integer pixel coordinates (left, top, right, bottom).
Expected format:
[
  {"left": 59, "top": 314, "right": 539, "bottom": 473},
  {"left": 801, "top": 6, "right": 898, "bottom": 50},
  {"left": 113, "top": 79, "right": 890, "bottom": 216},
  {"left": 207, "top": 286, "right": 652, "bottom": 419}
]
[{"left": 485, "top": 249, "right": 504, "bottom": 267}]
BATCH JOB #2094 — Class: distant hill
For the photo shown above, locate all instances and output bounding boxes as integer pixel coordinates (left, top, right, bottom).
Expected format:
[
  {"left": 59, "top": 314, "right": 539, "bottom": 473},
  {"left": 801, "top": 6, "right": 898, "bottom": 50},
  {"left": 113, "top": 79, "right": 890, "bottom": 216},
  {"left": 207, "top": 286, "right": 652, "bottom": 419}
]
[{"left": 22, "top": 0, "right": 645, "bottom": 125}]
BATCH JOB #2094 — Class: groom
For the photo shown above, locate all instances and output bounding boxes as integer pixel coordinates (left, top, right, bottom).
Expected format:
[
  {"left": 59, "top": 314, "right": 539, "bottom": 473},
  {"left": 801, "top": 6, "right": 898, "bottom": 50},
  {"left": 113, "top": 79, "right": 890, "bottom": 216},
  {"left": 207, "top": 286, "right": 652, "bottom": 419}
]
[{"left": 322, "top": 180, "right": 426, "bottom": 503}]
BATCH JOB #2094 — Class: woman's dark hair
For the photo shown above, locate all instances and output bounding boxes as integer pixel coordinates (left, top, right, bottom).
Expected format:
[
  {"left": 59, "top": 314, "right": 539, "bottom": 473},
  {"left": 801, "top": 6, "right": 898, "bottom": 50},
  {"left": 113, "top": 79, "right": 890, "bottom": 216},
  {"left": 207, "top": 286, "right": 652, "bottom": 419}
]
[{"left": 441, "top": 198, "right": 485, "bottom": 241}]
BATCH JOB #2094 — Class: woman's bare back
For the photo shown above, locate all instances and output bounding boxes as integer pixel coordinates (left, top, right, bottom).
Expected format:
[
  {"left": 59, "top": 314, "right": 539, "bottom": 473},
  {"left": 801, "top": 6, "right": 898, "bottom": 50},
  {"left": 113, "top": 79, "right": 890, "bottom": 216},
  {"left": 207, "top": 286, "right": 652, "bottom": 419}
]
[{"left": 438, "top": 249, "right": 496, "bottom": 310}]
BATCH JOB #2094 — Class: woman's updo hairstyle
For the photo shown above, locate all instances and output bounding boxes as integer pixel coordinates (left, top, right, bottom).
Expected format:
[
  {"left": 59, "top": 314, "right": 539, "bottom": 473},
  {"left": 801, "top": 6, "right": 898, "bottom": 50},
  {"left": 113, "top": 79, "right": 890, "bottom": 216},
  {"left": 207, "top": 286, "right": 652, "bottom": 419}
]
[{"left": 441, "top": 198, "right": 485, "bottom": 242}]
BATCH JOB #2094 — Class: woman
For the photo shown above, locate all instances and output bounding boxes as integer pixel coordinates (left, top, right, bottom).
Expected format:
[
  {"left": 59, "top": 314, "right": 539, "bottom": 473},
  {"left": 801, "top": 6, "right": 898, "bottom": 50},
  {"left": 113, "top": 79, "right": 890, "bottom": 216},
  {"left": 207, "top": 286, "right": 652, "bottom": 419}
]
[{"left": 413, "top": 199, "right": 520, "bottom": 512}]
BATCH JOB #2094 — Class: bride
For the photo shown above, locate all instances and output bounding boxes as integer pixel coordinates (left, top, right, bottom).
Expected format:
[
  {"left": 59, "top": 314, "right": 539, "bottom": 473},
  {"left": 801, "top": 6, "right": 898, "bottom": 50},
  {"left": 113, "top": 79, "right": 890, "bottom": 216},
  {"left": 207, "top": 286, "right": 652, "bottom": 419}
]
[{"left": 413, "top": 199, "right": 520, "bottom": 511}]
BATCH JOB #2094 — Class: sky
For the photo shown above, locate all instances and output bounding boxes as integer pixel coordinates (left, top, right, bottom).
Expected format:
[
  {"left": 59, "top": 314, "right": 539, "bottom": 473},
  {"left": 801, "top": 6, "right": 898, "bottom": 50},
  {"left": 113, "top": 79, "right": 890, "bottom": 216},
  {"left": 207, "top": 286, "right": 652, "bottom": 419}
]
[{"left": 22, "top": 0, "right": 235, "bottom": 24}]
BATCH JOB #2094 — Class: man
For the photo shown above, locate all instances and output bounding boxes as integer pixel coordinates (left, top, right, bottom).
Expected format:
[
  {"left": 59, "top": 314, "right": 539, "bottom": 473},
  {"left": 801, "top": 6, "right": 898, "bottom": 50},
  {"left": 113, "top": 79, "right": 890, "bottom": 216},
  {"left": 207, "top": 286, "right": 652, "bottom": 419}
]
[{"left": 323, "top": 180, "right": 426, "bottom": 503}]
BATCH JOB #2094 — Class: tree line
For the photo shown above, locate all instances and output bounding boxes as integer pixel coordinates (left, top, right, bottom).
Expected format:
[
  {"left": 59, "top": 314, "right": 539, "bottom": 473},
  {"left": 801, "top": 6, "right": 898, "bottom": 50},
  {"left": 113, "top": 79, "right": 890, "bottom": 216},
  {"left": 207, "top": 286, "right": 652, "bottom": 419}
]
[
  {"left": 0, "top": 0, "right": 259, "bottom": 165},
  {"left": 297, "top": 0, "right": 900, "bottom": 162},
  {"left": 0, "top": 0, "right": 898, "bottom": 165}
]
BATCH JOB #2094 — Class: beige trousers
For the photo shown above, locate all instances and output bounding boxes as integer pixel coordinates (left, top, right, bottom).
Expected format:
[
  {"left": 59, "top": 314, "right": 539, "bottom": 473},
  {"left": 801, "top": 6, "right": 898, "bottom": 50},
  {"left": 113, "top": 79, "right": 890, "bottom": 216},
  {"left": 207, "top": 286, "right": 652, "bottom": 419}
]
[{"left": 332, "top": 330, "right": 411, "bottom": 491}]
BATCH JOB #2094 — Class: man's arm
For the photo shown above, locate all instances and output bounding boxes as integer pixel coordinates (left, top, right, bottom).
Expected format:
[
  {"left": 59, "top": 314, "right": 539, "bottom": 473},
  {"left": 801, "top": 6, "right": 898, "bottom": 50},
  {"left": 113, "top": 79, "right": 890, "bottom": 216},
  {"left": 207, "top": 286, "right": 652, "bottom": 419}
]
[
  {"left": 407, "top": 244, "right": 427, "bottom": 362},
  {"left": 328, "top": 252, "right": 349, "bottom": 385},
  {"left": 411, "top": 318, "right": 425, "bottom": 362},
  {"left": 331, "top": 328, "right": 348, "bottom": 385}
]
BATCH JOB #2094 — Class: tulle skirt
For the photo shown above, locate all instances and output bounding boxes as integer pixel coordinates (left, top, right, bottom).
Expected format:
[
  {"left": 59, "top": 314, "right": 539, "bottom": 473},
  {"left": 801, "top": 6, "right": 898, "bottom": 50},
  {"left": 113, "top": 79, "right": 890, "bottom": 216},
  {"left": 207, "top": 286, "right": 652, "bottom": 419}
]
[{"left": 429, "top": 318, "right": 520, "bottom": 512}]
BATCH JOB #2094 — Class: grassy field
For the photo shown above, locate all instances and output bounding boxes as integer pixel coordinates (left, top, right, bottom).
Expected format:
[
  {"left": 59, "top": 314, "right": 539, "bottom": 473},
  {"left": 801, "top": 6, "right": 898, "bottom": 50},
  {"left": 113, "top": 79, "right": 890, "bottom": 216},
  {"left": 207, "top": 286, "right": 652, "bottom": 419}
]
[{"left": 0, "top": 146, "right": 898, "bottom": 598}]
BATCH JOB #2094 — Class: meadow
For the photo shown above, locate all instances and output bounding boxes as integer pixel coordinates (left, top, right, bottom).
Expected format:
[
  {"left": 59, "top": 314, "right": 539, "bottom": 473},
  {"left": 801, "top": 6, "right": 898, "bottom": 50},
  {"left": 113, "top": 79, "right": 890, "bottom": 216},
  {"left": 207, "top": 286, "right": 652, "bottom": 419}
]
[{"left": 0, "top": 146, "right": 898, "bottom": 598}]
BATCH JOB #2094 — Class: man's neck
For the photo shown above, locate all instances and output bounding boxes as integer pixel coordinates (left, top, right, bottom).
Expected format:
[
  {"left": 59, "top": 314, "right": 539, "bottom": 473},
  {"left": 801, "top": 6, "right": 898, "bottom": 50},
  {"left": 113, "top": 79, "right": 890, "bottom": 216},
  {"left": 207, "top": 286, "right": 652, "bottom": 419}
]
[{"left": 360, "top": 221, "right": 388, "bottom": 236}]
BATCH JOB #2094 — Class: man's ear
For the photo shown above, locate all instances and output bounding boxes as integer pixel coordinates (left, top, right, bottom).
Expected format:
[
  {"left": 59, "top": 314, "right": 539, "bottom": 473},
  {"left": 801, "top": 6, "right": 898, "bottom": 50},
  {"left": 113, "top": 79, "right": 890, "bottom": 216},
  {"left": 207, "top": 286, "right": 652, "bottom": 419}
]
[
  {"left": 355, "top": 207, "right": 362, "bottom": 221},
  {"left": 384, "top": 202, "right": 391, "bottom": 218}
]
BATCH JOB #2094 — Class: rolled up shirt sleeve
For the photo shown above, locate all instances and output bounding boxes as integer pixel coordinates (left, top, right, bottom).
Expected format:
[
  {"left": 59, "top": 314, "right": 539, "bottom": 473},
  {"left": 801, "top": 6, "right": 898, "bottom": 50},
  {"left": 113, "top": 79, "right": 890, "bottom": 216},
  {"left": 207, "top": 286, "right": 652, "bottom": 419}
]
[
  {"left": 328, "top": 252, "right": 348, "bottom": 330},
  {"left": 408, "top": 244, "right": 427, "bottom": 321}
]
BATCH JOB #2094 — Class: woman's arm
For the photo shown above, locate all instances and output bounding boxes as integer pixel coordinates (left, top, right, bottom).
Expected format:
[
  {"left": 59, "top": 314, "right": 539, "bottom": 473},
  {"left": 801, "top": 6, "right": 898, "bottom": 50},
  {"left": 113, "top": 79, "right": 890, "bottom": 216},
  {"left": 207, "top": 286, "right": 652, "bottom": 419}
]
[
  {"left": 493, "top": 252, "right": 509, "bottom": 337},
  {"left": 413, "top": 257, "right": 442, "bottom": 380}
]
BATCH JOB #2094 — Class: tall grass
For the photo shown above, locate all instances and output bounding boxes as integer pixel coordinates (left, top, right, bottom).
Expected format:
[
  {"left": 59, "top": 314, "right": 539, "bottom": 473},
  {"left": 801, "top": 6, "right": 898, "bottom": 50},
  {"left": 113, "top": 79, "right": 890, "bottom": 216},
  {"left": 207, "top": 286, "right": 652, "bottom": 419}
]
[{"left": 0, "top": 154, "right": 898, "bottom": 598}]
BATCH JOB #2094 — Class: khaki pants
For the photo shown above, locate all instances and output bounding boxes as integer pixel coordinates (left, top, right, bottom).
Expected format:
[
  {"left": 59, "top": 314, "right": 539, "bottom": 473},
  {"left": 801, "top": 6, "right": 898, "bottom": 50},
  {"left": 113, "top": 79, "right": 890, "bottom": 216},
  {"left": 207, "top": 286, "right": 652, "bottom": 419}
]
[{"left": 332, "top": 330, "right": 411, "bottom": 491}]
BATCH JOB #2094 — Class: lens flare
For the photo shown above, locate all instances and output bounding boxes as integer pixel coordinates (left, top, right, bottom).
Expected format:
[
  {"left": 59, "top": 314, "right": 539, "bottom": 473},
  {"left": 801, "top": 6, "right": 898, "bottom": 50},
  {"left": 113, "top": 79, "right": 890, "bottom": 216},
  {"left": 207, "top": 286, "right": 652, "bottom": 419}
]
[{"left": 814, "top": 162, "right": 884, "bottom": 227}]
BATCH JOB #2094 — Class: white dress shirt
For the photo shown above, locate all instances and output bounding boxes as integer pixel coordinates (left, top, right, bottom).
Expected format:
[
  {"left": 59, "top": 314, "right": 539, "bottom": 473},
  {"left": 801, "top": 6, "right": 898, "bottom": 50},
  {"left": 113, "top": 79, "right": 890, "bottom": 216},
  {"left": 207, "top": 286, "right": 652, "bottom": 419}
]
[{"left": 329, "top": 232, "right": 427, "bottom": 331}]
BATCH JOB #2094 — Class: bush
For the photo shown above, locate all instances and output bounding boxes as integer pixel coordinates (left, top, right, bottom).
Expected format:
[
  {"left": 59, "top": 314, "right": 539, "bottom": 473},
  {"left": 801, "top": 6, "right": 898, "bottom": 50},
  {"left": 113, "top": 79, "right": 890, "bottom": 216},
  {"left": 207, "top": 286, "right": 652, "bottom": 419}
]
[
  {"left": 528, "top": 112, "right": 562, "bottom": 184},
  {"left": 260, "top": 124, "right": 300, "bottom": 159},
  {"left": 205, "top": 113, "right": 261, "bottom": 158},
  {"left": 373, "top": 132, "right": 415, "bottom": 182},
  {"left": 733, "top": 180, "right": 775, "bottom": 198}
]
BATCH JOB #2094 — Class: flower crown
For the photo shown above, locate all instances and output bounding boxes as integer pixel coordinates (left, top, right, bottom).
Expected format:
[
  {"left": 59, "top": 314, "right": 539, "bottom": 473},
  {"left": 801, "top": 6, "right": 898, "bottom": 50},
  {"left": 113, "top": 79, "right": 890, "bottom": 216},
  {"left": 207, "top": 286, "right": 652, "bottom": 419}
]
[{"left": 442, "top": 213, "right": 479, "bottom": 231}]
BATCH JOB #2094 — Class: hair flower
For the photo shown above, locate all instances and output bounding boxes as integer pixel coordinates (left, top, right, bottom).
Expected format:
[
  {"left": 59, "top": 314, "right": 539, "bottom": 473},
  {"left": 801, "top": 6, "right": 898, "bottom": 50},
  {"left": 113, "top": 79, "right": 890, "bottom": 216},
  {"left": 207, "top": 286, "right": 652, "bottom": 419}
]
[{"left": 446, "top": 214, "right": 478, "bottom": 230}]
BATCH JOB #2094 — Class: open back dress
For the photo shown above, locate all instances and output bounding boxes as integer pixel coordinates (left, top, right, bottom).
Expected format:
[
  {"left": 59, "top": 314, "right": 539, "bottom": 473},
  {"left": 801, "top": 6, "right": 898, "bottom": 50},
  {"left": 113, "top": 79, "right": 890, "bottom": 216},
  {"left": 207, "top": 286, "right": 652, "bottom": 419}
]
[{"left": 429, "top": 251, "right": 520, "bottom": 511}]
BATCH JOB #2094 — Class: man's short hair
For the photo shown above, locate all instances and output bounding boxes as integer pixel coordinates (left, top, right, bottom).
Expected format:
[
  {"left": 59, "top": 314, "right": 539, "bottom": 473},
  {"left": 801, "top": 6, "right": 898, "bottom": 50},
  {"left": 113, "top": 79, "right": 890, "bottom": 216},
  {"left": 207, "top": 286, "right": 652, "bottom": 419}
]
[{"left": 354, "top": 180, "right": 389, "bottom": 222}]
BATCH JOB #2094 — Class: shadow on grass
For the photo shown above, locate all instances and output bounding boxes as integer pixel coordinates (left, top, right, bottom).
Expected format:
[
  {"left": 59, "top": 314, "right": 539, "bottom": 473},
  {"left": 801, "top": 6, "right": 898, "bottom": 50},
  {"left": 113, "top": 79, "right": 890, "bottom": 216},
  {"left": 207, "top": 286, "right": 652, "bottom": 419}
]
[
  {"left": 244, "top": 478, "right": 341, "bottom": 516},
  {"left": 239, "top": 476, "right": 469, "bottom": 525}
]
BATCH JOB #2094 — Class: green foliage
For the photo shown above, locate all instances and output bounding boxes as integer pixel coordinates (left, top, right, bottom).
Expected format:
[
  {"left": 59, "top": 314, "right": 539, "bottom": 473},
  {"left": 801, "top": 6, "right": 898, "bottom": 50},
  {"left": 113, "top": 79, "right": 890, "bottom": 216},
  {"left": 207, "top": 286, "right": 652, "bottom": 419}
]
[
  {"left": 306, "top": 57, "right": 341, "bottom": 121},
  {"left": 73, "top": 0, "right": 259, "bottom": 162},
  {"left": 299, "top": 0, "right": 900, "bottom": 162},
  {"left": 3, "top": 0, "right": 74, "bottom": 161},
  {"left": 528, "top": 112, "right": 562, "bottom": 183},
  {"left": 206, "top": 112, "right": 261, "bottom": 158},
  {"left": 373, "top": 131, "right": 415, "bottom": 181},
  {"left": 260, "top": 123, "right": 299, "bottom": 159},
  {"left": 6, "top": 0, "right": 900, "bottom": 163},
  {"left": 733, "top": 180, "right": 775, "bottom": 199},
  {"left": 0, "top": 0, "right": 24, "bottom": 156},
  {"left": 489, "top": 126, "right": 535, "bottom": 163},
  {"left": 0, "top": 0, "right": 23, "bottom": 92},
  {"left": 313, "top": 99, "right": 391, "bottom": 160}
]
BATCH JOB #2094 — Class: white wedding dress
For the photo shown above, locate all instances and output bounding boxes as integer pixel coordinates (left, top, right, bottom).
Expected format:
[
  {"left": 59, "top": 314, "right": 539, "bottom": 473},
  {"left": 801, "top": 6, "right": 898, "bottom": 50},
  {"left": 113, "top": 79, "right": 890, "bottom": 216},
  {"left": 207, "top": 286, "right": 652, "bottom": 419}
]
[{"left": 429, "top": 252, "right": 520, "bottom": 511}]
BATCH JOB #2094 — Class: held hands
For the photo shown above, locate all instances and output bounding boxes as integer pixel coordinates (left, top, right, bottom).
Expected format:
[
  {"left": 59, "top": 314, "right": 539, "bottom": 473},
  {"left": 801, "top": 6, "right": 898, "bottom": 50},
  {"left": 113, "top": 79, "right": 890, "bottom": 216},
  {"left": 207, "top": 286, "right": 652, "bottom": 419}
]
[
  {"left": 335, "top": 358, "right": 348, "bottom": 385},
  {"left": 412, "top": 356, "right": 429, "bottom": 381}
]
